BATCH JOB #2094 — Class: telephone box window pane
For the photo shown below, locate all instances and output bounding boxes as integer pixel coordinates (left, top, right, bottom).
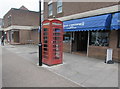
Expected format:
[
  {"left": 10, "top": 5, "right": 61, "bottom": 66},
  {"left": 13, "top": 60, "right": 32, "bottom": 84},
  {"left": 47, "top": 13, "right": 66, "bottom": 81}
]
[
  {"left": 54, "top": 28, "right": 61, "bottom": 32},
  {"left": 44, "top": 28, "right": 48, "bottom": 31},
  {"left": 53, "top": 45, "right": 60, "bottom": 47},
  {"left": 44, "top": 40, "right": 48, "bottom": 43},
  {"left": 44, "top": 48, "right": 48, "bottom": 51},
  {"left": 53, "top": 33, "right": 61, "bottom": 36},
  {"left": 44, "top": 33, "right": 48, "bottom": 35},
  {"left": 44, "top": 52, "right": 48, "bottom": 55},
  {"left": 44, "top": 37, "right": 48, "bottom": 40},
  {"left": 53, "top": 37, "right": 60, "bottom": 40},
  {"left": 53, "top": 41, "right": 61, "bottom": 43},
  {"left": 44, "top": 44, "right": 48, "bottom": 47},
  {"left": 44, "top": 56, "right": 48, "bottom": 59}
]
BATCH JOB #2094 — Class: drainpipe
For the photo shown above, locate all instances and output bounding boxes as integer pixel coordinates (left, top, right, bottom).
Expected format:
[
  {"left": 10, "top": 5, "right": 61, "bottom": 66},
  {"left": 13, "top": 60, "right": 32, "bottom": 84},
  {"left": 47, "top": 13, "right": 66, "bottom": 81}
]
[
  {"left": 87, "top": 31, "right": 90, "bottom": 57},
  {"left": 70, "top": 32, "right": 72, "bottom": 53}
]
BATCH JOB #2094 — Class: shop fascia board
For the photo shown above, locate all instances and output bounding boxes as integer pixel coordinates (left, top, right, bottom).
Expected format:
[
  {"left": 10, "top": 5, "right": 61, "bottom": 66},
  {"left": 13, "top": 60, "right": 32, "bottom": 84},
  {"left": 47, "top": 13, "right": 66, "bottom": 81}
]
[
  {"left": 57, "top": 5, "right": 119, "bottom": 21},
  {"left": 3, "top": 25, "right": 39, "bottom": 31}
]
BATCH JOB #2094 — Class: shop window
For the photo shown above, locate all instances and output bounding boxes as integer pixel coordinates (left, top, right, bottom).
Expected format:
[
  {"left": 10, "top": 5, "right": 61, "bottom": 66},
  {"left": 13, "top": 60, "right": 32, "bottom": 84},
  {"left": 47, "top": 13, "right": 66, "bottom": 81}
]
[
  {"left": 90, "top": 31, "right": 109, "bottom": 46},
  {"left": 63, "top": 32, "right": 71, "bottom": 43},
  {"left": 57, "top": 0, "right": 62, "bottom": 13},
  {"left": 48, "top": 4, "right": 53, "bottom": 16},
  {"left": 118, "top": 31, "right": 120, "bottom": 48}
]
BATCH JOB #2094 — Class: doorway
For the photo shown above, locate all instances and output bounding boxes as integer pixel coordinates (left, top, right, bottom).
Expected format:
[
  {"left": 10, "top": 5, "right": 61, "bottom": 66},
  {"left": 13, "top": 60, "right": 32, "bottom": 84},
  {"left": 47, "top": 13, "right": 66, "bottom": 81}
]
[
  {"left": 13, "top": 31, "right": 19, "bottom": 43},
  {"left": 76, "top": 31, "right": 88, "bottom": 53}
]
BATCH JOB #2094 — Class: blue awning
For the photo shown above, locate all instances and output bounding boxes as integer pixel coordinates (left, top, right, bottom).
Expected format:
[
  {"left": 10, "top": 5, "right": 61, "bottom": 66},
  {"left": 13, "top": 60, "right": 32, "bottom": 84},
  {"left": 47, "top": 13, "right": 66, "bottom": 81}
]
[
  {"left": 63, "top": 14, "right": 112, "bottom": 32},
  {"left": 111, "top": 12, "right": 120, "bottom": 30}
]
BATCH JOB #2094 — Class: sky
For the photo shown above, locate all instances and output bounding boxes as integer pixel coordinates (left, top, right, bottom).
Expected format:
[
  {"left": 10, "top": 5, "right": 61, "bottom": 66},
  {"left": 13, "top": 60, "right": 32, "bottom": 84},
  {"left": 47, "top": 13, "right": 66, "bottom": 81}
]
[{"left": 0, "top": 0, "right": 44, "bottom": 18}]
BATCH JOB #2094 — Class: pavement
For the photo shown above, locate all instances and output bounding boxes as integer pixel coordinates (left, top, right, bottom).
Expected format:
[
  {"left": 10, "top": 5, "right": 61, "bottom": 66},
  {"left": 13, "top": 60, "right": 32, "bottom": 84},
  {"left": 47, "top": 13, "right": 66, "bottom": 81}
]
[
  {"left": 0, "top": 42, "right": 2, "bottom": 88},
  {"left": 2, "top": 45, "right": 80, "bottom": 87},
  {"left": 1, "top": 43, "right": 119, "bottom": 87}
]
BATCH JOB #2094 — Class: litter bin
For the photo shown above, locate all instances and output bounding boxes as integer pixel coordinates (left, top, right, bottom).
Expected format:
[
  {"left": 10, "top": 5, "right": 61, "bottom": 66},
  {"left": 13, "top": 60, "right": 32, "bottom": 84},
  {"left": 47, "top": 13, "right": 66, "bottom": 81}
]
[{"left": 106, "top": 48, "right": 114, "bottom": 64}]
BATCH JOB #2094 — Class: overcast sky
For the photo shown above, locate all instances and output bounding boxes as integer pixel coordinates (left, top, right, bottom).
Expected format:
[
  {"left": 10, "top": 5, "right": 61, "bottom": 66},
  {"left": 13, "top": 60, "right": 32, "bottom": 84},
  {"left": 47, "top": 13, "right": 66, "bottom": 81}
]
[{"left": 0, "top": 0, "right": 44, "bottom": 18}]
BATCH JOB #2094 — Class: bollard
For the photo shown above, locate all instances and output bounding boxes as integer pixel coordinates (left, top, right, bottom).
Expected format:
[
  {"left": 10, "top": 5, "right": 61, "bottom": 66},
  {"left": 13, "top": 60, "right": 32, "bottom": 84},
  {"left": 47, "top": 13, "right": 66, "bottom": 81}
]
[{"left": 106, "top": 48, "right": 114, "bottom": 64}]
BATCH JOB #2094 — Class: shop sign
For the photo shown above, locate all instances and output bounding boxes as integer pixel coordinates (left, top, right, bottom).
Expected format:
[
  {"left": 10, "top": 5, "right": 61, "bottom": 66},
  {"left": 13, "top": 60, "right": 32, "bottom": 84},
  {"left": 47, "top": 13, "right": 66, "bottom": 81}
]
[{"left": 64, "top": 22, "right": 84, "bottom": 29}]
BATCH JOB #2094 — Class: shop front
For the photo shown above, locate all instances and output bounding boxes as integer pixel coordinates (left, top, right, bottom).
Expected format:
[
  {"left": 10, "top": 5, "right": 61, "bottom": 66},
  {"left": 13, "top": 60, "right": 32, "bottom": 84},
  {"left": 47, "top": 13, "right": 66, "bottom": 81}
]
[
  {"left": 110, "top": 12, "right": 120, "bottom": 61},
  {"left": 6, "top": 30, "right": 20, "bottom": 44},
  {"left": 63, "top": 13, "right": 120, "bottom": 61},
  {"left": 63, "top": 14, "right": 112, "bottom": 56}
]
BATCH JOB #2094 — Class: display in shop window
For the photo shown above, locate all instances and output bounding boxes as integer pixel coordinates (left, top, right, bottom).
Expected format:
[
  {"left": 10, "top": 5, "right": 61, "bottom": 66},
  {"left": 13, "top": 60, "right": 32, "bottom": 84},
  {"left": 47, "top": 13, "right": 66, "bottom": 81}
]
[{"left": 90, "top": 31, "right": 109, "bottom": 46}]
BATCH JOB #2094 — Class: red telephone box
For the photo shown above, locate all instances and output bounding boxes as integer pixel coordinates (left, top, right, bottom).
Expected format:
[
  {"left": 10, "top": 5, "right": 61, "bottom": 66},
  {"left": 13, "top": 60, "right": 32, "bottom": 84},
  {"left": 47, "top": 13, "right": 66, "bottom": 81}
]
[{"left": 42, "top": 19, "right": 63, "bottom": 66}]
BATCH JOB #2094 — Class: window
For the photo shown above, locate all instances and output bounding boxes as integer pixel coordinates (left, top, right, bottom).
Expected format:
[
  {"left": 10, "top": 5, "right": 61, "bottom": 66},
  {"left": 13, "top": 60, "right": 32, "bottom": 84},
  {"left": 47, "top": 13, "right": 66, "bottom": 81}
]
[
  {"left": 118, "top": 30, "right": 120, "bottom": 48},
  {"left": 48, "top": 4, "right": 53, "bottom": 16},
  {"left": 63, "top": 32, "right": 71, "bottom": 43},
  {"left": 57, "top": 0, "right": 62, "bottom": 13},
  {"left": 8, "top": 15, "right": 12, "bottom": 26},
  {"left": 90, "top": 31, "right": 109, "bottom": 46}
]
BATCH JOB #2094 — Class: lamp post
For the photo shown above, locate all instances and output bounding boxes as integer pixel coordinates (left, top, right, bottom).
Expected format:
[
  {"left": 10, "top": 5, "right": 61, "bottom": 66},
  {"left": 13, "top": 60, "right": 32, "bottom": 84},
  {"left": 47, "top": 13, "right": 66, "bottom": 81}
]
[{"left": 38, "top": 0, "right": 42, "bottom": 66}]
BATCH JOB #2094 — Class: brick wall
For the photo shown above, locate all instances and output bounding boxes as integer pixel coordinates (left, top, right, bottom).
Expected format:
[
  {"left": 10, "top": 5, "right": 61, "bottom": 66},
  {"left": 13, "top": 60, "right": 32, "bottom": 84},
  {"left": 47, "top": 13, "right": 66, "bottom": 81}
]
[
  {"left": 30, "top": 30, "right": 39, "bottom": 44},
  {"left": 44, "top": 2, "right": 118, "bottom": 20},
  {"left": 109, "top": 30, "right": 120, "bottom": 61},
  {"left": 19, "top": 30, "right": 31, "bottom": 44},
  {"left": 63, "top": 42, "right": 71, "bottom": 52},
  {"left": 19, "top": 30, "right": 39, "bottom": 44},
  {"left": 88, "top": 46, "right": 108, "bottom": 59},
  {"left": 3, "top": 9, "right": 13, "bottom": 28},
  {"left": 3, "top": 9, "right": 39, "bottom": 28}
]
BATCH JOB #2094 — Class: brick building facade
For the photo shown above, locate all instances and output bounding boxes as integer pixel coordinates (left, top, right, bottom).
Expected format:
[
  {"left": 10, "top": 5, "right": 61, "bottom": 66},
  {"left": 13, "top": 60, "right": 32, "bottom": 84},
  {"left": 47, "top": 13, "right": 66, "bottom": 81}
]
[
  {"left": 44, "top": 1, "right": 120, "bottom": 62},
  {"left": 3, "top": 6, "right": 40, "bottom": 44},
  {"left": 0, "top": 18, "right": 3, "bottom": 37}
]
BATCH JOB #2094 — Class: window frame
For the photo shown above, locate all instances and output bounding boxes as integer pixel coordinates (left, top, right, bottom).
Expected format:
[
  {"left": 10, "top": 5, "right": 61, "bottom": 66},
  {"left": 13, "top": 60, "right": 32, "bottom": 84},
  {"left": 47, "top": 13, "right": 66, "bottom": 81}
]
[
  {"left": 57, "top": 0, "right": 62, "bottom": 13},
  {"left": 48, "top": 3, "right": 53, "bottom": 16},
  {"left": 63, "top": 32, "right": 71, "bottom": 43},
  {"left": 8, "top": 15, "right": 12, "bottom": 26}
]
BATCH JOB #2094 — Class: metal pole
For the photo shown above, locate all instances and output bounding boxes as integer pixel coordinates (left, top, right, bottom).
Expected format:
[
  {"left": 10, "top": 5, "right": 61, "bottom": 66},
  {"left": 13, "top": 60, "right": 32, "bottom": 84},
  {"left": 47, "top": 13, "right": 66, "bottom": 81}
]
[
  {"left": 87, "top": 31, "right": 89, "bottom": 57},
  {"left": 38, "top": 0, "right": 42, "bottom": 66}
]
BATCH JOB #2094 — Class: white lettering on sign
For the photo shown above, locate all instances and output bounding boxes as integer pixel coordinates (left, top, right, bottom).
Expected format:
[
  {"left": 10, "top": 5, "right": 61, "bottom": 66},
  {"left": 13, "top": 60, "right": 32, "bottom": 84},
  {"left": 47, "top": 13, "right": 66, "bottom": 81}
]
[
  {"left": 64, "top": 22, "right": 85, "bottom": 27},
  {"left": 52, "top": 23, "right": 62, "bottom": 25},
  {"left": 43, "top": 23, "right": 50, "bottom": 25},
  {"left": 117, "top": 20, "right": 120, "bottom": 23}
]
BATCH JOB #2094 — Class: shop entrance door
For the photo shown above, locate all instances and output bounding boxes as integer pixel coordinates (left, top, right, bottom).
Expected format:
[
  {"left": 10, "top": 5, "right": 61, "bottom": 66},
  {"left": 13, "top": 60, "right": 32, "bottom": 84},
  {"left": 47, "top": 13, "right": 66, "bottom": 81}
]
[
  {"left": 13, "top": 31, "right": 19, "bottom": 43},
  {"left": 76, "top": 31, "right": 88, "bottom": 52}
]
